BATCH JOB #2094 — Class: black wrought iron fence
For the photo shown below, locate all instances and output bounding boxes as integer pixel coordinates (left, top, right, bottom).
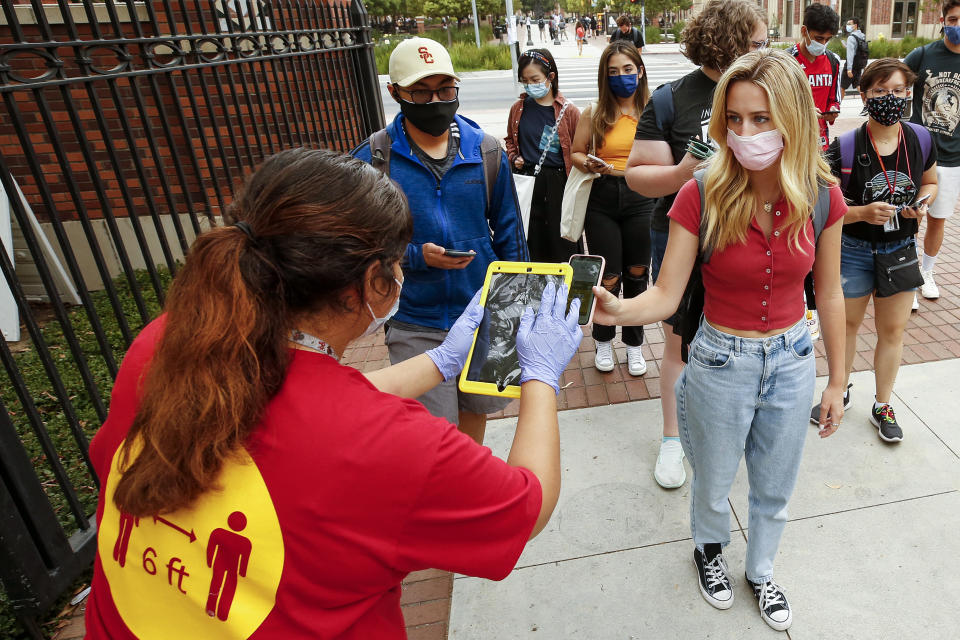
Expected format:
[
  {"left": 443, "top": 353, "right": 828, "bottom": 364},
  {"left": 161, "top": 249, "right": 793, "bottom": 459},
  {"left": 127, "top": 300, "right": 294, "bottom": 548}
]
[{"left": 0, "top": 0, "right": 382, "bottom": 635}]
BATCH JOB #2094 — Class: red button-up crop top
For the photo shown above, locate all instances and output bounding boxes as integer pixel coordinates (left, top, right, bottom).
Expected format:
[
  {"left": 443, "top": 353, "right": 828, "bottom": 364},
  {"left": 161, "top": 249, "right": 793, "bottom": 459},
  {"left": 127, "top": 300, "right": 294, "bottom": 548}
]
[{"left": 668, "top": 179, "right": 846, "bottom": 333}]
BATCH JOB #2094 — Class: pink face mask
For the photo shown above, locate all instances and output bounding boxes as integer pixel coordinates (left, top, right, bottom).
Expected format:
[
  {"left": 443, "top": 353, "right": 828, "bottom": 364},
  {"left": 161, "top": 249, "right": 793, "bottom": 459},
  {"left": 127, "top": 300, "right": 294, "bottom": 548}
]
[{"left": 726, "top": 128, "right": 784, "bottom": 171}]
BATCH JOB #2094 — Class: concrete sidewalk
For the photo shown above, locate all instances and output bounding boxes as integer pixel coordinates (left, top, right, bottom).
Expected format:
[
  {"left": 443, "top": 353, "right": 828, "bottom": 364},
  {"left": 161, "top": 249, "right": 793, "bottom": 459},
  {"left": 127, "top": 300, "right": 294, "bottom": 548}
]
[{"left": 450, "top": 359, "right": 959, "bottom": 638}]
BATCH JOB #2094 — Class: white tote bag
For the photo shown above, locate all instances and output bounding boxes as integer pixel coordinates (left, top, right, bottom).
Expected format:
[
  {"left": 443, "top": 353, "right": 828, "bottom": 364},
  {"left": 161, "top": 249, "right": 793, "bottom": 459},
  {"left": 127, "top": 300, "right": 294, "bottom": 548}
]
[
  {"left": 513, "top": 102, "right": 570, "bottom": 237},
  {"left": 560, "top": 103, "right": 598, "bottom": 242}
]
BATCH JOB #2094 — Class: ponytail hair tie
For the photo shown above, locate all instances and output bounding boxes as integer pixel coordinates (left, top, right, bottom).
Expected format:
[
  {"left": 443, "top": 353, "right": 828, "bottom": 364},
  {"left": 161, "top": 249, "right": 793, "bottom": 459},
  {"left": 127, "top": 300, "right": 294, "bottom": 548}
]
[{"left": 232, "top": 221, "right": 257, "bottom": 242}]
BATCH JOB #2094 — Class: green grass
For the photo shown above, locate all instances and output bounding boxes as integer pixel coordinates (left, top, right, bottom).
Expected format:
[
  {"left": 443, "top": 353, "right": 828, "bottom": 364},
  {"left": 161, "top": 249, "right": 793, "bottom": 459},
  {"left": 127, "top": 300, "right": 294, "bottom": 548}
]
[
  {"left": 374, "top": 25, "right": 508, "bottom": 74},
  {"left": 1, "top": 268, "right": 171, "bottom": 639}
]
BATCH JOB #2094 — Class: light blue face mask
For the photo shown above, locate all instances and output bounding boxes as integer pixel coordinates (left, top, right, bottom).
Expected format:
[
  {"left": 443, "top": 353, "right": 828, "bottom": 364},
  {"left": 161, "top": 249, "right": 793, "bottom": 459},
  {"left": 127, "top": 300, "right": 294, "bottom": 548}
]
[
  {"left": 845, "top": 24, "right": 854, "bottom": 33},
  {"left": 946, "top": 25, "right": 960, "bottom": 45},
  {"left": 363, "top": 278, "right": 402, "bottom": 336},
  {"left": 524, "top": 81, "right": 551, "bottom": 99},
  {"left": 806, "top": 36, "right": 827, "bottom": 57}
]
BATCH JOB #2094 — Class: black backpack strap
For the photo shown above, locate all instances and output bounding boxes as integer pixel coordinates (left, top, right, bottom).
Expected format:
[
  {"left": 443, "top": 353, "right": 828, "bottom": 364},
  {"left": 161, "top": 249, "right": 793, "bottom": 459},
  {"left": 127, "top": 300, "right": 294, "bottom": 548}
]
[
  {"left": 369, "top": 128, "right": 391, "bottom": 174},
  {"left": 651, "top": 82, "right": 675, "bottom": 135},
  {"left": 479, "top": 133, "right": 503, "bottom": 217}
]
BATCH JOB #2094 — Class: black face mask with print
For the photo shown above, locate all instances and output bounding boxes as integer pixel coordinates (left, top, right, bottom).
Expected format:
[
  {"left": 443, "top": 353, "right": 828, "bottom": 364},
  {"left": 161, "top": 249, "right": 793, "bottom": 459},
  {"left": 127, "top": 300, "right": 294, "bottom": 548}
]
[
  {"left": 865, "top": 93, "right": 907, "bottom": 127},
  {"left": 398, "top": 99, "right": 459, "bottom": 137}
]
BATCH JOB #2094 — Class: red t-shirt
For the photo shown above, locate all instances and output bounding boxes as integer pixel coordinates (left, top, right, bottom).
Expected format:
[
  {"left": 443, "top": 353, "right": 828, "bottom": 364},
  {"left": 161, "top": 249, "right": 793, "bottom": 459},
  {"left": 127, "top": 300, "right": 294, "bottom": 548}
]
[
  {"left": 668, "top": 179, "right": 846, "bottom": 332},
  {"left": 789, "top": 47, "right": 842, "bottom": 150},
  {"left": 85, "top": 317, "right": 540, "bottom": 639}
]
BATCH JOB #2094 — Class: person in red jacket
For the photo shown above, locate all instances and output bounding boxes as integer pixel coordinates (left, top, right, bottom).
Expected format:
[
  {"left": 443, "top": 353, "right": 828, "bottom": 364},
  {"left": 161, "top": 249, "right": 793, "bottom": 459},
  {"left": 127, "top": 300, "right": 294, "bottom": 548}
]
[
  {"left": 788, "top": 3, "right": 843, "bottom": 151},
  {"left": 84, "top": 149, "right": 583, "bottom": 639}
]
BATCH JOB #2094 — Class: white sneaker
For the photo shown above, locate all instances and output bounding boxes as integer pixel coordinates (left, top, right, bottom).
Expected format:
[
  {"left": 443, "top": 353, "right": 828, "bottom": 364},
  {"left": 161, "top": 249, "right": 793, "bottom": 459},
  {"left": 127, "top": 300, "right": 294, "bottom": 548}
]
[
  {"left": 654, "top": 439, "right": 686, "bottom": 489},
  {"left": 626, "top": 345, "right": 647, "bottom": 376},
  {"left": 920, "top": 268, "right": 940, "bottom": 299},
  {"left": 805, "top": 308, "right": 820, "bottom": 341},
  {"left": 912, "top": 291, "right": 920, "bottom": 311},
  {"left": 594, "top": 340, "right": 615, "bottom": 372}
]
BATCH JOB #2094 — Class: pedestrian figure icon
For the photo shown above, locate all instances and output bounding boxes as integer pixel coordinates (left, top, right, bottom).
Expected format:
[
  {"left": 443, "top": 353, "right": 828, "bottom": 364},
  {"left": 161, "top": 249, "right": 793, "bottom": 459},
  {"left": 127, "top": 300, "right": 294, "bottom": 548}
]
[
  {"left": 205, "top": 511, "right": 252, "bottom": 621},
  {"left": 113, "top": 512, "right": 139, "bottom": 567}
]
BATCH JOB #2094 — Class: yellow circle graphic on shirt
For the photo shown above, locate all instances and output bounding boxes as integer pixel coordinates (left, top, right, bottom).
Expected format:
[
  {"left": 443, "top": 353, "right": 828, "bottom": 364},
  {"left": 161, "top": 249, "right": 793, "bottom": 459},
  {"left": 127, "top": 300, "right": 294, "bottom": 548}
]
[{"left": 99, "top": 442, "right": 284, "bottom": 639}]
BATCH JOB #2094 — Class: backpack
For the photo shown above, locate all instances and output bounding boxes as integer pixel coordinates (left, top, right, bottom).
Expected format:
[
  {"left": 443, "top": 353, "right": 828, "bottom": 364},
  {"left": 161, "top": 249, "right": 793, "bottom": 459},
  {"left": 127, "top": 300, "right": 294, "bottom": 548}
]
[
  {"left": 368, "top": 128, "right": 502, "bottom": 216},
  {"left": 651, "top": 81, "right": 675, "bottom": 133},
  {"left": 853, "top": 33, "right": 869, "bottom": 68},
  {"left": 538, "top": 18, "right": 544, "bottom": 27},
  {"left": 673, "top": 169, "right": 833, "bottom": 363},
  {"left": 837, "top": 121, "right": 932, "bottom": 191}
]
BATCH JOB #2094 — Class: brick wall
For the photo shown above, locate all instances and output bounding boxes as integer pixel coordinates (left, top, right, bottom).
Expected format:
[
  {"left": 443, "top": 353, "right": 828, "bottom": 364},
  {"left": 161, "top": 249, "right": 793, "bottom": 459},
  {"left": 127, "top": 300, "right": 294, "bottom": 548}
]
[{"left": 0, "top": 0, "right": 370, "bottom": 224}]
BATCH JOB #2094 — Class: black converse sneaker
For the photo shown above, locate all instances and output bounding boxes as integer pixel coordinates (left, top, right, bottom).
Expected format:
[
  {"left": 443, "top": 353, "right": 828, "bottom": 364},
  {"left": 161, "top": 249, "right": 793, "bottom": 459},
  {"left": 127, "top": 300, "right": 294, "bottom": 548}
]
[
  {"left": 871, "top": 403, "right": 904, "bottom": 442},
  {"left": 693, "top": 544, "right": 734, "bottom": 609},
  {"left": 809, "top": 383, "right": 852, "bottom": 425},
  {"left": 747, "top": 575, "right": 792, "bottom": 631}
]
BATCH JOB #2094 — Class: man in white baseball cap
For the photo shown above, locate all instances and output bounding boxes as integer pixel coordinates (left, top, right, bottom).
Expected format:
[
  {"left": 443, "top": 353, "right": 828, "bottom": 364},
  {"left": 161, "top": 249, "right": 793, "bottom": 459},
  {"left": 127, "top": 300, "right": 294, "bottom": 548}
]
[{"left": 352, "top": 38, "right": 528, "bottom": 446}]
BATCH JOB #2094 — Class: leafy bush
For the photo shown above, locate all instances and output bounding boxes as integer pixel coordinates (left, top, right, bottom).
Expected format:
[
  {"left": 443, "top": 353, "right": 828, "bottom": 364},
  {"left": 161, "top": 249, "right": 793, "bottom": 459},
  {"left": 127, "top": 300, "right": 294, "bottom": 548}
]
[
  {"left": 645, "top": 25, "right": 661, "bottom": 45},
  {"left": 374, "top": 27, "right": 509, "bottom": 74},
  {"left": 671, "top": 20, "right": 685, "bottom": 42}
]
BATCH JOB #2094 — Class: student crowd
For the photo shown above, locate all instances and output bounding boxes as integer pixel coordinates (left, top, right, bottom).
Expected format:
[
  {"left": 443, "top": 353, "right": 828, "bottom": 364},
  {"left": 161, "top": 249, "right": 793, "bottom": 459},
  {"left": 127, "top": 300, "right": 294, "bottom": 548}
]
[{"left": 81, "top": 0, "right": 960, "bottom": 637}]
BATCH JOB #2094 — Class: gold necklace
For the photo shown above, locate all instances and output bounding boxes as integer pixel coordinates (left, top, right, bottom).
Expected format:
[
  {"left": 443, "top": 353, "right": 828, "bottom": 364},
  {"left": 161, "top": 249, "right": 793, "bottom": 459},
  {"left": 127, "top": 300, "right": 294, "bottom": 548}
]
[{"left": 763, "top": 201, "right": 772, "bottom": 213}]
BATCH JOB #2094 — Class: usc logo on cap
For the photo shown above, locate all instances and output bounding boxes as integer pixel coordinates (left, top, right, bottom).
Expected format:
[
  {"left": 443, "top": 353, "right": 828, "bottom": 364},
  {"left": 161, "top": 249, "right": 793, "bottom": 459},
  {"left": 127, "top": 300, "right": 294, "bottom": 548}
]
[{"left": 418, "top": 46, "right": 434, "bottom": 63}]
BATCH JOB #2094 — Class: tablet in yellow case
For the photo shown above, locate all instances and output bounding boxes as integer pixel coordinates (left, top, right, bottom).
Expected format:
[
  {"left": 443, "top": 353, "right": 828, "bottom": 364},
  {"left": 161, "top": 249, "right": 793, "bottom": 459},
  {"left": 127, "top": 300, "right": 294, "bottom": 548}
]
[{"left": 459, "top": 261, "right": 573, "bottom": 399}]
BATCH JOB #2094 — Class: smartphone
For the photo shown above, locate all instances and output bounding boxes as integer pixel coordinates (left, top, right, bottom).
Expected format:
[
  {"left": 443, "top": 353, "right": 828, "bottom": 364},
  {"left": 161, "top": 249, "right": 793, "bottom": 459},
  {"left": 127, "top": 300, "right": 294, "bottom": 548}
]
[
  {"left": 586, "top": 153, "right": 611, "bottom": 168},
  {"left": 444, "top": 249, "right": 476, "bottom": 258},
  {"left": 567, "top": 254, "right": 605, "bottom": 325},
  {"left": 913, "top": 193, "right": 932, "bottom": 207}
]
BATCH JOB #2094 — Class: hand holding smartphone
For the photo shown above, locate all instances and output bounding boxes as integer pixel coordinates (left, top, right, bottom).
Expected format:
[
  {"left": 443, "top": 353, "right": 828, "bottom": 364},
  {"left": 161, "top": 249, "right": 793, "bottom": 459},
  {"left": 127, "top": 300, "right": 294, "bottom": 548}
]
[
  {"left": 586, "top": 154, "right": 611, "bottom": 171},
  {"left": 568, "top": 254, "right": 605, "bottom": 325}
]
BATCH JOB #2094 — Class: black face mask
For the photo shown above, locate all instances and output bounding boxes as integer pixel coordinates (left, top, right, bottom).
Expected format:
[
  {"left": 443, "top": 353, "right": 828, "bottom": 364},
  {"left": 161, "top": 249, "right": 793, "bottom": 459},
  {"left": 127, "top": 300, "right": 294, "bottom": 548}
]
[
  {"left": 865, "top": 93, "right": 908, "bottom": 127},
  {"left": 398, "top": 98, "right": 459, "bottom": 137}
]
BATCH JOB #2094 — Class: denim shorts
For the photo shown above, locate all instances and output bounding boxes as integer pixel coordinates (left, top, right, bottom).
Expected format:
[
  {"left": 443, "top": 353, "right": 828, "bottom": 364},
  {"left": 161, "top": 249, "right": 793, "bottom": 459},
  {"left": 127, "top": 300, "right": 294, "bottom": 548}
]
[{"left": 840, "top": 234, "right": 917, "bottom": 299}]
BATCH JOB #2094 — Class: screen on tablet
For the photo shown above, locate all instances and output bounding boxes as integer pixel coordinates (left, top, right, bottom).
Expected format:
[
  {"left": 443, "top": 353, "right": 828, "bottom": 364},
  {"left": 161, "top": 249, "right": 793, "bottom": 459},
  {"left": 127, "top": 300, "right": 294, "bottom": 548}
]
[{"left": 464, "top": 272, "right": 566, "bottom": 392}]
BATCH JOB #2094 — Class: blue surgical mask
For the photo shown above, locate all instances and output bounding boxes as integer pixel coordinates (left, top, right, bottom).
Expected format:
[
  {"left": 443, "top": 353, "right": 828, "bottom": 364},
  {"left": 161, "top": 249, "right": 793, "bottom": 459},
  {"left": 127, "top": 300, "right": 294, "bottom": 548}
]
[
  {"left": 846, "top": 24, "right": 854, "bottom": 33},
  {"left": 806, "top": 37, "right": 827, "bottom": 57},
  {"left": 524, "top": 82, "right": 551, "bottom": 99},
  {"left": 363, "top": 278, "right": 402, "bottom": 336},
  {"left": 946, "top": 25, "right": 960, "bottom": 45},
  {"left": 608, "top": 73, "right": 639, "bottom": 98}
]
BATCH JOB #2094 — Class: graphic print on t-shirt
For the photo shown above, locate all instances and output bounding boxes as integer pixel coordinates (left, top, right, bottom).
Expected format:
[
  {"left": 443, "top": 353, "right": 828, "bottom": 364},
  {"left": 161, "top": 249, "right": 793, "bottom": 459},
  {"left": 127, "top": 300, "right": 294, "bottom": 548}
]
[
  {"left": 537, "top": 124, "right": 562, "bottom": 155},
  {"left": 921, "top": 71, "right": 960, "bottom": 135},
  {"left": 99, "top": 442, "right": 284, "bottom": 639},
  {"left": 699, "top": 107, "right": 712, "bottom": 145},
  {"left": 863, "top": 169, "right": 916, "bottom": 207}
]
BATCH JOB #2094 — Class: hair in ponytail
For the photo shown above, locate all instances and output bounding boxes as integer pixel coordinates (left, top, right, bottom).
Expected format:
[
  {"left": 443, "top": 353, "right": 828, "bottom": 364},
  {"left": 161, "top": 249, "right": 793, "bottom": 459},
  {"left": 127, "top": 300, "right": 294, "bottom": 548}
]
[{"left": 114, "top": 149, "right": 412, "bottom": 516}]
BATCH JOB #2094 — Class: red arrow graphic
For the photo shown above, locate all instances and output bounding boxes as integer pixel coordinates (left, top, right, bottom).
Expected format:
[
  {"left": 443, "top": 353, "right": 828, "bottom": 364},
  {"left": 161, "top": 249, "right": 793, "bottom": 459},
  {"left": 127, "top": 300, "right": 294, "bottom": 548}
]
[{"left": 153, "top": 515, "right": 197, "bottom": 542}]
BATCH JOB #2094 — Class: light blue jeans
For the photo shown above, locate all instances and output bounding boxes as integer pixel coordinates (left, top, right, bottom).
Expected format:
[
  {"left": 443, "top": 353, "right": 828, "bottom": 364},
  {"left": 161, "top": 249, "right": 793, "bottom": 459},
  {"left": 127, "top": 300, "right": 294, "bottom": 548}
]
[{"left": 675, "top": 318, "right": 815, "bottom": 583}]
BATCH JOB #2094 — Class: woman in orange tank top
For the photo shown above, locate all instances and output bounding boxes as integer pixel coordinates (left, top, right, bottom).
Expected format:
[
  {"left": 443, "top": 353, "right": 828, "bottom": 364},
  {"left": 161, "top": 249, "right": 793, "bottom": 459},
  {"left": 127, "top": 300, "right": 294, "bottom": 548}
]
[{"left": 570, "top": 41, "right": 655, "bottom": 378}]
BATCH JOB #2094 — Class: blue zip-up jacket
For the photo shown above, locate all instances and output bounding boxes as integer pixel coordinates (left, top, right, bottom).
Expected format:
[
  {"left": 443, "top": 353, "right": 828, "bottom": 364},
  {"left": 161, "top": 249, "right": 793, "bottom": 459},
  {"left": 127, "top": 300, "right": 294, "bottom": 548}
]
[{"left": 352, "top": 113, "right": 528, "bottom": 330}]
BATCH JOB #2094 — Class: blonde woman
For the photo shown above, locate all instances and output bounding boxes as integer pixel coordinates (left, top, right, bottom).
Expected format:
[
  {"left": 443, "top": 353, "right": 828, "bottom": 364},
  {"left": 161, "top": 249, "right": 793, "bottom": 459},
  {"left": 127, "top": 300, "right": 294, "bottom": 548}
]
[
  {"left": 593, "top": 49, "right": 847, "bottom": 631},
  {"left": 570, "top": 41, "right": 653, "bottom": 377}
]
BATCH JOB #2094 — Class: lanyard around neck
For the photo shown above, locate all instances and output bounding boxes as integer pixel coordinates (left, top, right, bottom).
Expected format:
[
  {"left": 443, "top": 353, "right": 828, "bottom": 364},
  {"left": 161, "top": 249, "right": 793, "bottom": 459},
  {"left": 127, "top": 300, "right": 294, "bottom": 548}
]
[
  {"left": 290, "top": 330, "right": 338, "bottom": 359},
  {"left": 866, "top": 124, "right": 911, "bottom": 199}
]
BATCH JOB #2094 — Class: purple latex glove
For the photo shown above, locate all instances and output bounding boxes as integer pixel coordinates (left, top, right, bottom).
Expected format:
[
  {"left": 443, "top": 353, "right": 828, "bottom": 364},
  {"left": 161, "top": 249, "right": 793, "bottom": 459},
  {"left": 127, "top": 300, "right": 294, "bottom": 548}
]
[
  {"left": 426, "top": 289, "right": 484, "bottom": 381},
  {"left": 517, "top": 282, "right": 583, "bottom": 394}
]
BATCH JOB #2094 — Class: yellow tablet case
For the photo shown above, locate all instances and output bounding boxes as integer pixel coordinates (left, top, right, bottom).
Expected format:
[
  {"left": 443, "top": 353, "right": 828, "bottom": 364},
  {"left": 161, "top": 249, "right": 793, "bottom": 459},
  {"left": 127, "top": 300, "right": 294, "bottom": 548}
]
[{"left": 458, "top": 261, "right": 573, "bottom": 399}]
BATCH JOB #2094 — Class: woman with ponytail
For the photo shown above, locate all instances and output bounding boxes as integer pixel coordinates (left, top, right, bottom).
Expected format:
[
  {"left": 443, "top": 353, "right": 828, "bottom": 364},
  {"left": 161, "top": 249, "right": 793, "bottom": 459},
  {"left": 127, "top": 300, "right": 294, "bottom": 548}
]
[{"left": 85, "top": 149, "right": 582, "bottom": 639}]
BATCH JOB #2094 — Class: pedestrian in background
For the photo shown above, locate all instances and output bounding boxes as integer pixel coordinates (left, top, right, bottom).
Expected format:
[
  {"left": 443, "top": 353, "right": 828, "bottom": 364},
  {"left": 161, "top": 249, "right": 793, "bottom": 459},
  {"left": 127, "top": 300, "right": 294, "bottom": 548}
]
[
  {"left": 787, "top": 3, "right": 842, "bottom": 344},
  {"left": 610, "top": 15, "right": 644, "bottom": 52},
  {"left": 597, "top": 49, "right": 847, "bottom": 632},
  {"left": 842, "top": 17, "right": 869, "bottom": 94},
  {"left": 626, "top": 0, "right": 767, "bottom": 490},
  {"left": 787, "top": 3, "right": 842, "bottom": 152},
  {"left": 571, "top": 41, "right": 654, "bottom": 378},
  {"left": 818, "top": 58, "right": 938, "bottom": 442},
  {"left": 505, "top": 49, "right": 582, "bottom": 262},
  {"left": 905, "top": 0, "right": 960, "bottom": 301},
  {"left": 352, "top": 38, "right": 528, "bottom": 445},
  {"left": 576, "top": 21, "right": 586, "bottom": 55}
]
